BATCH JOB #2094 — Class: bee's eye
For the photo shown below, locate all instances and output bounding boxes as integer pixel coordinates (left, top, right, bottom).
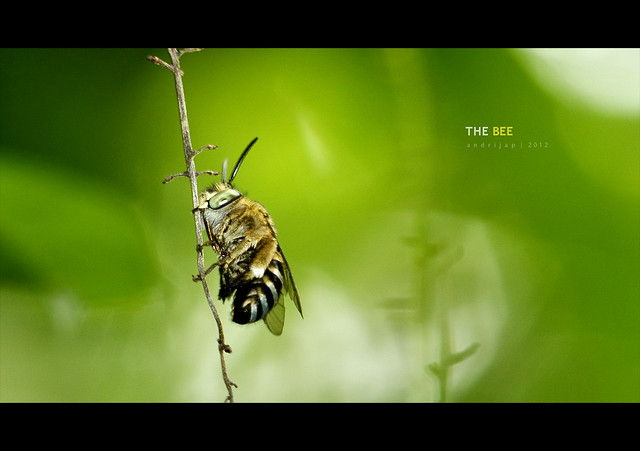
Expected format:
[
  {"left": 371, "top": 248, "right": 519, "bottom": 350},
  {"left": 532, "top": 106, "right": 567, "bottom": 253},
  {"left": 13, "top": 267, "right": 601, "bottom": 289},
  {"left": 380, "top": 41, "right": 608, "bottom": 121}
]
[{"left": 208, "top": 189, "right": 241, "bottom": 209}]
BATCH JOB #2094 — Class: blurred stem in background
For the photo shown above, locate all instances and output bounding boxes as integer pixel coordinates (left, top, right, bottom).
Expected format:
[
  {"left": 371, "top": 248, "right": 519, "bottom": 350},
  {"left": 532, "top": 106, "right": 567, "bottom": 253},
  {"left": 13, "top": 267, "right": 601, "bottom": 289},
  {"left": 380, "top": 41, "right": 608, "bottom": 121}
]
[{"left": 407, "top": 213, "right": 480, "bottom": 402}]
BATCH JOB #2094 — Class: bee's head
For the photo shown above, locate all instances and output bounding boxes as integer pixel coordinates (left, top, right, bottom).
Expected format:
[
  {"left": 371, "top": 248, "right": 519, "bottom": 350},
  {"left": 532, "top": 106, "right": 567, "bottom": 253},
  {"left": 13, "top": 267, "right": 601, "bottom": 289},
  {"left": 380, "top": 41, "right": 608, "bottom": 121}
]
[
  {"left": 198, "top": 183, "right": 242, "bottom": 211},
  {"left": 196, "top": 137, "right": 258, "bottom": 212}
]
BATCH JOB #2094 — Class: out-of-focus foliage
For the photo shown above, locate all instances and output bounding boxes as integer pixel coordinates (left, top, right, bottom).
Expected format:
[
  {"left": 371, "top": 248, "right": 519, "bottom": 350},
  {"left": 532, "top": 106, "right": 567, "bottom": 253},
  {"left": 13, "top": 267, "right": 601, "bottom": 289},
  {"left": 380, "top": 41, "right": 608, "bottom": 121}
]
[{"left": 1, "top": 48, "right": 638, "bottom": 402}]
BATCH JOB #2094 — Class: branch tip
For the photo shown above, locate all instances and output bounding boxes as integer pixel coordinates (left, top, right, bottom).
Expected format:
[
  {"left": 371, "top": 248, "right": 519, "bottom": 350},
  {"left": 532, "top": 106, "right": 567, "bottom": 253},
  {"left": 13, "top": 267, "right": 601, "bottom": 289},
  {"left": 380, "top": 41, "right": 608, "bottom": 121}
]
[
  {"left": 162, "top": 172, "right": 188, "bottom": 184},
  {"left": 180, "top": 48, "right": 204, "bottom": 55},
  {"left": 146, "top": 55, "right": 175, "bottom": 72},
  {"left": 196, "top": 170, "right": 220, "bottom": 178},
  {"left": 196, "top": 143, "right": 219, "bottom": 154}
]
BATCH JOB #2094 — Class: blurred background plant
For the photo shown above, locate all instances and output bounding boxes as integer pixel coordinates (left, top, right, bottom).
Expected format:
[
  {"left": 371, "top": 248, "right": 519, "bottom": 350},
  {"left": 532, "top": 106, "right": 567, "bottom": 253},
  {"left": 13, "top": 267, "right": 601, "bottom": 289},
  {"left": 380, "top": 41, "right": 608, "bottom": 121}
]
[{"left": 1, "top": 48, "right": 638, "bottom": 402}]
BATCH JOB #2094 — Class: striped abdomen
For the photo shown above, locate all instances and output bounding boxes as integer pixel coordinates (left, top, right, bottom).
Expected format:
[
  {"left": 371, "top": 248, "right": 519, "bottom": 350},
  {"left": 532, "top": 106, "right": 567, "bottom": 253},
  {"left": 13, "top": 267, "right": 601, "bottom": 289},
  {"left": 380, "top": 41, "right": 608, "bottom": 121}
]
[{"left": 230, "top": 258, "right": 285, "bottom": 325}]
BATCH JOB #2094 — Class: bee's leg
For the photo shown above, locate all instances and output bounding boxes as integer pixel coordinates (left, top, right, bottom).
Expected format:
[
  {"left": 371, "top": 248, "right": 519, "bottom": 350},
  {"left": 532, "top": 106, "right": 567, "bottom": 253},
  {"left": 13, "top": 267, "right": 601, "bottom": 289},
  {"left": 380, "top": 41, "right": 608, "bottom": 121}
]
[
  {"left": 192, "top": 261, "right": 219, "bottom": 282},
  {"left": 196, "top": 240, "right": 216, "bottom": 253}
]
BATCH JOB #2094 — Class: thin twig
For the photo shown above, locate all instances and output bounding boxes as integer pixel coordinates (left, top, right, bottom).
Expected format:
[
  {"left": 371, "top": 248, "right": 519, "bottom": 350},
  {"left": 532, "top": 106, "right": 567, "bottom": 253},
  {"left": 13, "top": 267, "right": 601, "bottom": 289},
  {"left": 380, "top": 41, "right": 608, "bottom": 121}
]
[{"left": 149, "top": 48, "right": 236, "bottom": 402}]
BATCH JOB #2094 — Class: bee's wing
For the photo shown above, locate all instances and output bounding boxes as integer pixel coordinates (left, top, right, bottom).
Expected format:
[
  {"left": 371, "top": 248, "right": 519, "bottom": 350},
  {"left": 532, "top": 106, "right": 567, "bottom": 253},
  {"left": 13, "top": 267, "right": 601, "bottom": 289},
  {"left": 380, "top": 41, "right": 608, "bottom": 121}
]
[
  {"left": 263, "top": 247, "right": 302, "bottom": 335},
  {"left": 264, "top": 294, "right": 285, "bottom": 335},
  {"left": 280, "top": 247, "right": 303, "bottom": 318}
]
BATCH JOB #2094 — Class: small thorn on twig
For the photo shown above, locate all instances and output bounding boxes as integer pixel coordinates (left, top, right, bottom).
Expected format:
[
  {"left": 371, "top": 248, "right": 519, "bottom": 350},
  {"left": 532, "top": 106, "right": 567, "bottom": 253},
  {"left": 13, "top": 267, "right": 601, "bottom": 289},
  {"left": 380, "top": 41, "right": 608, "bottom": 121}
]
[
  {"left": 181, "top": 48, "right": 204, "bottom": 54},
  {"left": 218, "top": 339, "right": 233, "bottom": 354},
  {"left": 146, "top": 55, "right": 175, "bottom": 72},
  {"left": 163, "top": 169, "right": 219, "bottom": 184},
  {"left": 193, "top": 144, "right": 218, "bottom": 157},
  {"left": 196, "top": 170, "right": 220, "bottom": 178},
  {"left": 162, "top": 172, "right": 189, "bottom": 184},
  {"left": 146, "top": 55, "right": 163, "bottom": 64},
  {"left": 188, "top": 144, "right": 218, "bottom": 159}
]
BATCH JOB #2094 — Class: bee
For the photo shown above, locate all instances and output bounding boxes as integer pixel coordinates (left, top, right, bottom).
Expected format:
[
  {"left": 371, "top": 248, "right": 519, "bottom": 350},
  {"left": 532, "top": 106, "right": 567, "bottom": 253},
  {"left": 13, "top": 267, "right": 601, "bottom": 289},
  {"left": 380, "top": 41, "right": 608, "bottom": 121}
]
[{"left": 196, "top": 138, "right": 302, "bottom": 335}]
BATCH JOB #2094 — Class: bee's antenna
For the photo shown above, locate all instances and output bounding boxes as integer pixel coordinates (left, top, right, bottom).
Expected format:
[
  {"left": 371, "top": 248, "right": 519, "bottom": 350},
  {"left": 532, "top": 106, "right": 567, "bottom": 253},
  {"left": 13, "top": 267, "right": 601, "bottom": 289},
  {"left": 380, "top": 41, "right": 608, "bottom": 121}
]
[
  {"left": 221, "top": 158, "right": 229, "bottom": 184},
  {"left": 228, "top": 137, "right": 258, "bottom": 185}
]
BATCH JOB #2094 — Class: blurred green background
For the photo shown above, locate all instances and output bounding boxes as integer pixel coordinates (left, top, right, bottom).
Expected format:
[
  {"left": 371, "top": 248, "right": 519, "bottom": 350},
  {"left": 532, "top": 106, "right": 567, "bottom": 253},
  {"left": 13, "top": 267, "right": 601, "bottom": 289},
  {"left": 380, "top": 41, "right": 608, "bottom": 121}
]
[{"left": 1, "top": 48, "right": 638, "bottom": 402}]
